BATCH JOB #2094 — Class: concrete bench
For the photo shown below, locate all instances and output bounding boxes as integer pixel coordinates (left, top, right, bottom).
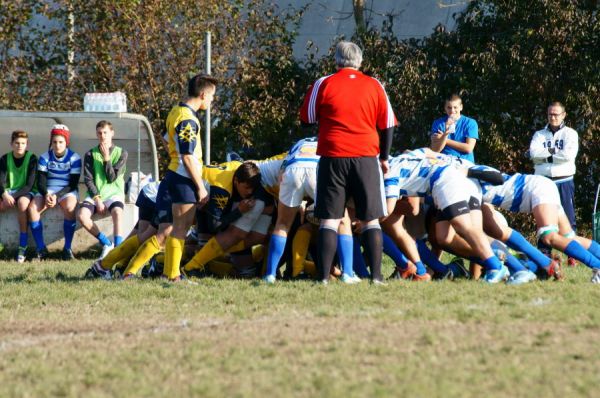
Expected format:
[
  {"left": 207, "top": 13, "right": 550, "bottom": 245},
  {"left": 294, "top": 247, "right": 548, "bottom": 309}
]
[{"left": 0, "top": 203, "right": 138, "bottom": 252}]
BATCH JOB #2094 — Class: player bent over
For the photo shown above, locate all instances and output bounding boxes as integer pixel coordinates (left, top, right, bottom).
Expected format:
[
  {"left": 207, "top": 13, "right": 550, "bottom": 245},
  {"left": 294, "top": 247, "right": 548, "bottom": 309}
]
[
  {"left": 262, "top": 137, "right": 358, "bottom": 284},
  {"left": 384, "top": 148, "right": 508, "bottom": 283},
  {"left": 84, "top": 180, "right": 163, "bottom": 279},
  {"left": 181, "top": 161, "right": 266, "bottom": 278},
  {"left": 472, "top": 167, "right": 600, "bottom": 283}
]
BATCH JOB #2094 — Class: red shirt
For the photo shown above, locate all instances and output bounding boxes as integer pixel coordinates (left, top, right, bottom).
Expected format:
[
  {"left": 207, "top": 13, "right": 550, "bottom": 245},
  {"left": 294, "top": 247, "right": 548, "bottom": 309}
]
[{"left": 300, "top": 68, "right": 397, "bottom": 157}]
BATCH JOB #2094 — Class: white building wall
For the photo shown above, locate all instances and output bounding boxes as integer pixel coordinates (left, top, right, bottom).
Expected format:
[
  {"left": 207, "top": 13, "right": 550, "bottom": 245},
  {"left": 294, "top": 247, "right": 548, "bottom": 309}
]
[{"left": 288, "top": 0, "right": 466, "bottom": 58}]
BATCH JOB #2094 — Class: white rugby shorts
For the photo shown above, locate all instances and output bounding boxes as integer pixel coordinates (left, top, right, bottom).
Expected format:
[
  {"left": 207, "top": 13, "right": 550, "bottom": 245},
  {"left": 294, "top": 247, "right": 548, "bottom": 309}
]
[{"left": 279, "top": 166, "right": 317, "bottom": 208}]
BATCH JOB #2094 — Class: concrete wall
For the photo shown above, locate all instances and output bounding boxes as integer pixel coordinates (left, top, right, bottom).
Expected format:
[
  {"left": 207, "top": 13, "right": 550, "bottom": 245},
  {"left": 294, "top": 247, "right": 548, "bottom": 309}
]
[{"left": 0, "top": 204, "right": 138, "bottom": 252}]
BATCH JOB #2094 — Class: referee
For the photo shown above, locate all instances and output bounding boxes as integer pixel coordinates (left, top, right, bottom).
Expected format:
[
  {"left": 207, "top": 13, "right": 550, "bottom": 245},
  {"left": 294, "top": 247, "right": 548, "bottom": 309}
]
[{"left": 300, "top": 41, "right": 397, "bottom": 284}]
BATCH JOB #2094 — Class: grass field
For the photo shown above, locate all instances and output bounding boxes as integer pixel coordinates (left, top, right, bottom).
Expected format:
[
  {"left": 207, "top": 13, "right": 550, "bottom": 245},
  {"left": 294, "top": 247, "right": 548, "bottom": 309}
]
[{"left": 0, "top": 257, "right": 599, "bottom": 398}]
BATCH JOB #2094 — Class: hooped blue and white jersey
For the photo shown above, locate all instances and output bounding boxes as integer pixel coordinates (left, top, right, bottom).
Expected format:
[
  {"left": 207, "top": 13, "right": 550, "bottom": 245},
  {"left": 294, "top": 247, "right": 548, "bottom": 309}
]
[
  {"left": 467, "top": 164, "right": 530, "bottom": 212},
  {"left": 384, "top": 148, "right": 453, "bottom": 198},
  {"left": 282, "top": 137, "right": 320, "bottom": 169},
  {"left": 38, "top": 149, "right": 82, "bottom": 191},
  {"left": 141, "top": 180, "right": 160, "bottom": 203}
]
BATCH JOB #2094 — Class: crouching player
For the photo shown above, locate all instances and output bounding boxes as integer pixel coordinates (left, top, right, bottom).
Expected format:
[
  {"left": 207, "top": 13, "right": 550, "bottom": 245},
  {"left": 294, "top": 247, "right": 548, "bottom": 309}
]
[
  {"left": 384, "top": 148, "right": 509, "bottom": 283},
  {"left": 472, "top": 167, "right": 600, "bottom": 283},
  {"left": 181, "top": 161, "right": 266, "bottom": 278},
  {"left": 84, "top": 180, "right": 163, "bottom": 279}
]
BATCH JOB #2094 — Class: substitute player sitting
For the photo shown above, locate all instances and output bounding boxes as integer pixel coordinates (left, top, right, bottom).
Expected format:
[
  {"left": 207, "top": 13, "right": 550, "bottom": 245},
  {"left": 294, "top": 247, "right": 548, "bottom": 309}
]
[
  {"left": 0, "top": 130, "right": 38, "bottom": 262},
  {"left": 78, "top": 120, "right": 128, "bottom": 259},
  {"left": 28, "top": 125, "right": 81, "bottom": 260}
]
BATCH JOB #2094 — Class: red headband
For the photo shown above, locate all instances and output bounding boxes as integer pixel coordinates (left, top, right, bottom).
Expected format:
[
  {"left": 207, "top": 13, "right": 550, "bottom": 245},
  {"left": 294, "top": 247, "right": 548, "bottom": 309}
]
[{"left": 50, "top": 128, "right": 70, "bottom": 146}]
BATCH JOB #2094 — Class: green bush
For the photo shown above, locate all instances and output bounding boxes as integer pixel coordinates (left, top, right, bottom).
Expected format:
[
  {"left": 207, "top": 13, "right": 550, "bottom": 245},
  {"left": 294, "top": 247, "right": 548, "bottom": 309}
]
[{"left": 1, "top": 0, "right": 597, "bottom": 227}]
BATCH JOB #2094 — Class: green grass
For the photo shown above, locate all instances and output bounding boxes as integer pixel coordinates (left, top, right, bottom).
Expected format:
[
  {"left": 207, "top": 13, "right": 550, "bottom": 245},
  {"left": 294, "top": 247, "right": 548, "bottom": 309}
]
[{"left": 0, "top": 258, "right": 599, "bottom": 397}]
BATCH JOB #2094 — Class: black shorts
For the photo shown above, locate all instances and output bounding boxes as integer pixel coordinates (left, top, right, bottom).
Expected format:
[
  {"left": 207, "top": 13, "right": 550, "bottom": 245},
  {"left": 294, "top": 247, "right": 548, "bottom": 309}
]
[
  {"left": 164, "top": 170, "right": 198, "bottom": 204},
  {"left": 80, "top": 200, "right": 124, "bottom": 214},
  {"left": 136, "top": 190, "right": 159, "bottom": 228},
  {"left": 156, "top": 180, "right": 173, "bottom": 224},
  {"left": 436, "top": 196, "right": 480, "bottom": 221},
  {"left": 315, "top": 156, "right": 385, "bottom": 221}
]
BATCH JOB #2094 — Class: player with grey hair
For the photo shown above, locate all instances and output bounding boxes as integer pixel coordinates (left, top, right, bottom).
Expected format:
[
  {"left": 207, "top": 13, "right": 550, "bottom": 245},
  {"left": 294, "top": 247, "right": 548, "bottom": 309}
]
[
  {"left": 300, "top": 40, "right": 397, "bottom": 284},
  {"left": 335, "top": 41, "right": 363, "bottom": 69}
]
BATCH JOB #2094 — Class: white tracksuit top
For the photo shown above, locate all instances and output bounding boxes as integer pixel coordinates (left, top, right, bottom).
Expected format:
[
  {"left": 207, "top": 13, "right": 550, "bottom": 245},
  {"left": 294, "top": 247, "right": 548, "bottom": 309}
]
[{"left": 529, "top": 124, "right": 578, "bottom": 178}]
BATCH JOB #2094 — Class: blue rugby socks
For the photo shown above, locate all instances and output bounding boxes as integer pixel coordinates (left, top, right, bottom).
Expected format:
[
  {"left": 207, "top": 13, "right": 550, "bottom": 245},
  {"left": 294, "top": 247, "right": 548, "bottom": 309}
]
[
  {"left": 382, "top": 233, "right": 410, "bottom": 269},
  {"left": 481, "top": 256, "right": 503, "bottom": 271},
  {"left": 506, "top": 230, "right": 552, "bottom": 268},
  {"left": 63, "top": 219, "right": 76, "bottom": 250},
  {"left": 504, "top": 253, "right": 527, "bottom": 274},
  {"left": 352, "top": 236, "right": 370, "bottom": 278},
  {"left": 96, "top": 232, "right": 112, "bottom": 247},
  {"left": 417, "top": 239, "right": 448, "bottom": 274},
  {"left": 587, "top": 240, "right": 600, "bottom": 260},
  {"left": 30, "top": 220, "right": 46, "bottom": 251},
  {"left": 337, "top": 234, "right": 354, "bottom": 276},
  {"left": 564, "top": 241, "right": 600, "bottom": 269},
  {"left": 19, "top": 232, "right": 28, "bottom": 248},
  {"left": 265, "top": 234, "right": 287, "bottom": 277}
]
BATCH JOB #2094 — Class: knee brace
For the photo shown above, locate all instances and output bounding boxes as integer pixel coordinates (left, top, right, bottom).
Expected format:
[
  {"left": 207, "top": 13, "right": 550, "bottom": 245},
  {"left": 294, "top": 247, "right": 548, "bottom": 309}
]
[{"left": 536, "top": 225, "right": 559, "bottom": 240}]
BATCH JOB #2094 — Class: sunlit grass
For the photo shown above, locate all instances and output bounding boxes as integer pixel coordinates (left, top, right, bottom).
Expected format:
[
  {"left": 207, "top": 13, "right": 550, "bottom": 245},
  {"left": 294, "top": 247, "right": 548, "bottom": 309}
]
[{"left": 0, "top": 258, "right": 598, "bottom": 397}]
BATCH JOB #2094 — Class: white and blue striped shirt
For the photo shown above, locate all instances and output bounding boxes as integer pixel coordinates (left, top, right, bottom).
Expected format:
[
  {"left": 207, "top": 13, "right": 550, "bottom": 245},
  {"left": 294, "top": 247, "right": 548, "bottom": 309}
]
[
  {"left": 385, "top": 148, "right": 453, "bottom": 198},
  {"left": 283, "top": 137, "right": 320, "bottom": 169},
  {"left": 467, "top": 164, "right": 528, "bottom": 212},
  {"left": 38, "top": 149, "right": 82, "bottom": 191}
]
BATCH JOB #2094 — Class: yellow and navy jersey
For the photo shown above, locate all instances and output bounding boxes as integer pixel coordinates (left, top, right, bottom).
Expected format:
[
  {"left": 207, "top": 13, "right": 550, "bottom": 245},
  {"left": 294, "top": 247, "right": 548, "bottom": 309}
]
[
  {"left": 165, "top": 102, "right": 203, "bottom": 178},
  {"left": 253, "top": 152, "right": 286, "bottom": 198},
  {"left": 201, "top": 161, "right": 242, "bottom": 220}
]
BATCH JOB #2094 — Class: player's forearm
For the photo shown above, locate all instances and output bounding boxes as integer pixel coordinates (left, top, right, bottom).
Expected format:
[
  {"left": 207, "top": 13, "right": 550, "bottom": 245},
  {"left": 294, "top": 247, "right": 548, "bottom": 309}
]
[
  {"left": 379, "top": 127, "right": 394, "bottom": 161},
  {"left": 55, "top": 173, "right": 80, "bottom": 198},
  {"left": 430, "top": 135, "right": 446, "bottom": 153},
  {"left": 105, "top": 150, "right": 128, "bottom": 183},
  {"left": 83, "top": 152, "right": 100, "bottom": 196},
  {"left": 37, "top": 171, "right": 48, "bottom": 196},
  {"left": 444, "top": 138, "right": 475, "bottom": 154}
]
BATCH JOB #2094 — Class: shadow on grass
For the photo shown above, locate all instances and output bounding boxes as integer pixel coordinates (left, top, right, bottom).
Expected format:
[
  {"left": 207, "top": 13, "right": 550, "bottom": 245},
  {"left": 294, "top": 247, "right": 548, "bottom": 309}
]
[
  {"left": 0, "top": 247, "right": 101, "bottom": 261},
  {"left": 1, "top": 271, "right": 87, "bottom": 284}
]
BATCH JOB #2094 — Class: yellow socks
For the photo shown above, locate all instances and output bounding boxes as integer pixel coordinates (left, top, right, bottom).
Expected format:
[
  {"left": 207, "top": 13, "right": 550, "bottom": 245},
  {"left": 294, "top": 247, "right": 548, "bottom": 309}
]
[
  {"left": 164, "top": 236, "right": 185, "bottom": 280},
  {"left": 227, "top": 240, "right": 246, "bottom": 253},
  {"left": 183, "top": 237, "right": 225, "bottom": 271},
  {"left": 252, "top": 244, "right": 265, "bottom": 263},
  {"left": 292, "top": 228, "right": 312, "bottom": 277},
  {"left": 206, "top": 260, "right": 234, "bottom": 278},
  {"left": 304, "top": 260, "right": 317, "bottom": 278},
  {"left": 101, "top": 235, "right": 140, "bottom": 270},
  {"left": 123, "top": 235, "right": 161, "bottom": 276}
]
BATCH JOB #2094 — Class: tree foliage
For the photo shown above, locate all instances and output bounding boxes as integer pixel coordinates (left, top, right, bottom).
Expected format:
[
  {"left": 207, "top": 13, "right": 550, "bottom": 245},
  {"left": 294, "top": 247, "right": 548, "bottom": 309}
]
[
  {"left": 0, "top": 0, "right": 598, "bottom": 226},
  {"left": 346, "top": 0, "right": 599, "bottom": 226},
  {"left": 0, "top": 0, "right": 309, "bottom": 163}
]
